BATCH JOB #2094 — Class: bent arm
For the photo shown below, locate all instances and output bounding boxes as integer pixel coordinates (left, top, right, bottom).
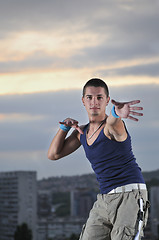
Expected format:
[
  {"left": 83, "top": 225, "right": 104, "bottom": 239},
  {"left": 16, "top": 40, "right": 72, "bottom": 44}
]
[
  {"left": 48, "top": 117, "right": 83, "bottom": 160},
  {"left": 48, "top": 128, "right": 81, "bottom": 160}
]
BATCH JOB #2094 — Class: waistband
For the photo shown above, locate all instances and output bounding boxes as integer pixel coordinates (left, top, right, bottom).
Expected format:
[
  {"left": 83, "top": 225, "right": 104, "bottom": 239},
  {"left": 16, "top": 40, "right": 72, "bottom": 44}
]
[{"left": 108, "top": 183, "right": 147, "bottom": 194}]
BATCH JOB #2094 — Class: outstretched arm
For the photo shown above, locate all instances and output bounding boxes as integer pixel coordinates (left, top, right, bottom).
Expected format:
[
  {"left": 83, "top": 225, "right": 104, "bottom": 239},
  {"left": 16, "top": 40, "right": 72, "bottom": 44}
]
[
  {"left": 106, "top": 99, "right": 143, "bottom": 141},
  {"left": 48, "top": 118, "right": 83, "bottom": 160}
]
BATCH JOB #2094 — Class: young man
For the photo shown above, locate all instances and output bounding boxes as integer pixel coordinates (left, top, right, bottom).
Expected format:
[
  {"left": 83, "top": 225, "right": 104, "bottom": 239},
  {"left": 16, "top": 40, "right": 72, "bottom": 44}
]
[{"left": 48, "top": 78, "right": 149, "bottom": 240}]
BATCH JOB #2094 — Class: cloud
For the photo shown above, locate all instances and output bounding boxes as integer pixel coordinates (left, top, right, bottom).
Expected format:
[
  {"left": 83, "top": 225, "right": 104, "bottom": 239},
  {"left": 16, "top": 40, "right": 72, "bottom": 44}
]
[
  {"left": 0, "top": 84, "right": 158, "bottom": 178},
  {"left": 0, "top": 0, "right": 158, "bottom": 73},
  {"left": 0, "top": 0, "right": 109, "bottom": 33},
  {"left": 0, "top": 0, "right": 159, "bottom": 177},
  {"left": 98, "top": 62, "right": 159, "bottom": 77},
  {"left": 0, "top": 90, "right": 85, "bottom": 152}
]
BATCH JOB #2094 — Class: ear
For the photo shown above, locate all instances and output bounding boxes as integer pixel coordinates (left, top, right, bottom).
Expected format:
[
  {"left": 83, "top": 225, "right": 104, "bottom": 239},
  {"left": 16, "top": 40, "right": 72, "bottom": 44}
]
[
  {"left": 106, "top": 96, "right": 110, "bottom": 106},
  {"left": 82, "top": 97, "right": 85, "bottom": 106}
]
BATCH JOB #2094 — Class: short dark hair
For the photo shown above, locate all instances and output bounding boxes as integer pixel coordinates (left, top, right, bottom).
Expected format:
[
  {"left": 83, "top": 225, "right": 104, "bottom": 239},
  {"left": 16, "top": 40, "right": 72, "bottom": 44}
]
[{"left": 83, "top": 78, "right": 109, "bottom": 97}]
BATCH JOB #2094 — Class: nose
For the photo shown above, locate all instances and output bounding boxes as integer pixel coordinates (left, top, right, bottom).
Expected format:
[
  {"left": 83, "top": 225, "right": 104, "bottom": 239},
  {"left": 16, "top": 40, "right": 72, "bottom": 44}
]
[{"left": 92, "top": 97, "right": 98, "bottom": 106}]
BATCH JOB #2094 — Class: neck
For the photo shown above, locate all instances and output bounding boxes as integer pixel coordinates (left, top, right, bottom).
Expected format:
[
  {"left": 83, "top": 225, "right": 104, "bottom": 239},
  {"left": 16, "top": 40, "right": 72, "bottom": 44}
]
[
  {"left": 89, "top": 114, "right": 107, "bottom": 125},
  {"left": 87, "top": 115, "right": 107, "bottom": 140}
]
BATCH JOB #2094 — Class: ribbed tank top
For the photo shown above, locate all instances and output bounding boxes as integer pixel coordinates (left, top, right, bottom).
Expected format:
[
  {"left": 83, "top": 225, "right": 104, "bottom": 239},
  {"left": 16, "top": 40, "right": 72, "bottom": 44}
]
[{"left": 80, "top": 123, "right": 145, "bottom": 194}]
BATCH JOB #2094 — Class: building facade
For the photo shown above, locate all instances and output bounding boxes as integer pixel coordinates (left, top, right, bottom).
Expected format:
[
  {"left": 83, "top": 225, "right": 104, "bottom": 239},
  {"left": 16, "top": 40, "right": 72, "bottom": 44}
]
[
  {"left": 37, "top": 217, "right": 84, "bottom": 240},
  {"left": 0, "top": 171, "right": 37, "bottom": 240},
  {"left": 150, "top": 186, "right": 159, "bottom": 239},
  {"left": 71, "top": 188, "right": 96, "bottom": 218}
]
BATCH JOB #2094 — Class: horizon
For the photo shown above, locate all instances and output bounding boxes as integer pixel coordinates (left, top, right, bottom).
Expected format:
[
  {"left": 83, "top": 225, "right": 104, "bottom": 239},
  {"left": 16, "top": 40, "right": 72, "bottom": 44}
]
[{"left": 1, "top": 168, "right": 159, "bottom": 180}]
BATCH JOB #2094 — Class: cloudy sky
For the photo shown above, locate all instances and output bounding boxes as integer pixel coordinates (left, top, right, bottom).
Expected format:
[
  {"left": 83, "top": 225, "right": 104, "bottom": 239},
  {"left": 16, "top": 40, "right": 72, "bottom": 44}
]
[{"left": 0, "top": 0, "right": 158, "bottom": 179}]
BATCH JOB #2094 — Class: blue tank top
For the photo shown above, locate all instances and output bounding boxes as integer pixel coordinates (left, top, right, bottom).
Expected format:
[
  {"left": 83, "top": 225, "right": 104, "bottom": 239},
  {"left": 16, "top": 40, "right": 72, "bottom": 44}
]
[{"left": 80, "top": 123, "right": 145, "bottom": 194}]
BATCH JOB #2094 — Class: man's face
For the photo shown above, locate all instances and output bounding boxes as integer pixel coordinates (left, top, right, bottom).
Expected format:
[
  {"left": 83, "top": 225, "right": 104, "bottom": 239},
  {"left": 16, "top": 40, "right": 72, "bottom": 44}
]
[{"left": 82, "top": 86, "right": 110, "bottom": 117}]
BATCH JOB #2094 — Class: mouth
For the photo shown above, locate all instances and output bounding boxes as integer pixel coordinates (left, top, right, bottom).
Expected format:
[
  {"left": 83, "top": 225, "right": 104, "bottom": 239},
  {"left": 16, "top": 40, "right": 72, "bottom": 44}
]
[{"left": 90, "top": 107, "right": 99, "bottom": 110}]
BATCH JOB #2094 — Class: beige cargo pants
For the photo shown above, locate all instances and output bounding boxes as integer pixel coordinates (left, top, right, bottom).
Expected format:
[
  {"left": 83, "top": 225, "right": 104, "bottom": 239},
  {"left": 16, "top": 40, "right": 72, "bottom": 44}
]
[{"left": 79, "top": 190, "right": 149, "bottom": 240}]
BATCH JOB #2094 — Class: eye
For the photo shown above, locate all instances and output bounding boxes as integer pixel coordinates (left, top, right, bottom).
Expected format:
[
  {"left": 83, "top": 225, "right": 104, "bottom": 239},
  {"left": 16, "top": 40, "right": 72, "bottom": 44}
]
[
  {"left": 87, "top": 96, "right": 92, "bottom": 100},
  {"left": 97, "top": 96, "right": 103, "bottom": 100}
]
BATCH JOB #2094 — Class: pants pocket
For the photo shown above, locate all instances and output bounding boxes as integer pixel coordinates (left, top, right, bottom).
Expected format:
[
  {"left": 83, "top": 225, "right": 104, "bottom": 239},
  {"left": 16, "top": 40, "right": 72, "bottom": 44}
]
[{"left": 122, "top": 226, "right": 136, "bottom": 240}]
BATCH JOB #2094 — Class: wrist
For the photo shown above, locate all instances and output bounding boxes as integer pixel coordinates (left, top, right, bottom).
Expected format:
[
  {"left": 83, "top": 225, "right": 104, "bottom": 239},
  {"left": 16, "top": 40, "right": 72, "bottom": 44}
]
[
  {"left": 60, "top": 120, "right": 71, "bottom": 132},
  {"left": 111, "top": 106, "right": 120, "bottom": 118}
]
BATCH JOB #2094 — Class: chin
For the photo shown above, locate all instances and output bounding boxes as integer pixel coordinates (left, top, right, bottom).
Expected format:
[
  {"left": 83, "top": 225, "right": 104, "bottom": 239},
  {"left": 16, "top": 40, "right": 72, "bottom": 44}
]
[{"left": 91, "top": 113, "right": 99, "bottom": 116}]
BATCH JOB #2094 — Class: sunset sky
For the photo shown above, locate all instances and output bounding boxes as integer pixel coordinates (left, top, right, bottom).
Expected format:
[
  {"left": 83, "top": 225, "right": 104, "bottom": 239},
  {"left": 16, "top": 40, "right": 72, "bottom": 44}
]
[{"left": 0, "top": 0, "right": 159, "bottom": 179}]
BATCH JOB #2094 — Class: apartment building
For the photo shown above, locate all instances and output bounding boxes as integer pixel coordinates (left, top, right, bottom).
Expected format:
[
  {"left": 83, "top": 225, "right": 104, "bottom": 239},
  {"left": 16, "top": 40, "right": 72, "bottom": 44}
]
[
  {"left": 150, "top": 186, "right": 159, "bottom": 239},
  {"left": 0, "top": 171, "right": 37, "bottom": 240},
  {"left": 71, "top": 188, "right": 96, "bottom": 218}
]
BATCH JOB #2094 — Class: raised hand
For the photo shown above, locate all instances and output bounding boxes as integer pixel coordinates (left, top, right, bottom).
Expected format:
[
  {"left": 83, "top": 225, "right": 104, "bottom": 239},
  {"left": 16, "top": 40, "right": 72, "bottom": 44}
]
[
  {"left": 111, "top": 99, "right": 143, "bottom": 121},
  {"left": 59, "top": 118, "right": 84, "bottom": 134}
]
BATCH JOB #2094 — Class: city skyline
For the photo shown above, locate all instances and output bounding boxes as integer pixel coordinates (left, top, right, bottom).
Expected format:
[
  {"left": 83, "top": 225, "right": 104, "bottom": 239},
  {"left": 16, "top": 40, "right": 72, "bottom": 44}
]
[{"left": 0, "top": 0, "right": 158, "bottom": 179}]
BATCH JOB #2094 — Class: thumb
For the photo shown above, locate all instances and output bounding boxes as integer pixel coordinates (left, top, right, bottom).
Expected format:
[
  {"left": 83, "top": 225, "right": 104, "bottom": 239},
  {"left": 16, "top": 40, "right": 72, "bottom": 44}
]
[
  {"left": 75, "top": 126, "right": 84, "bottom": 135},
  {"left": 111, "top": 99, "right": 118, "bottom": 105}
]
